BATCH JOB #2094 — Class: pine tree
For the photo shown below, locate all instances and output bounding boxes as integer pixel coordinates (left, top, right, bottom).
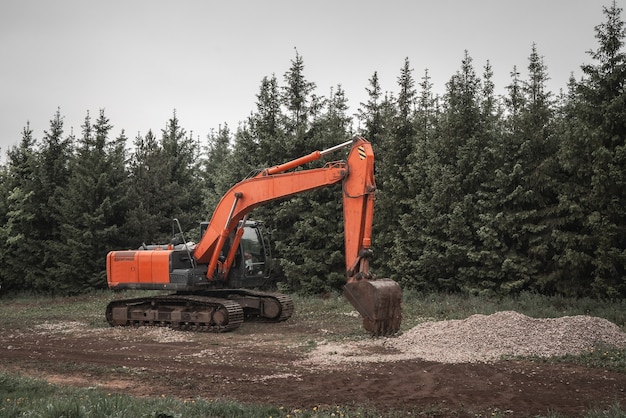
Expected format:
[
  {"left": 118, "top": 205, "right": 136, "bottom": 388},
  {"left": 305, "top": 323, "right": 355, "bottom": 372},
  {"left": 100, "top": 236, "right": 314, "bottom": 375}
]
[
  {"left": 54, "top": 110, "right": 129, "bottom": 292},
  {"left": 29, "top": 109, "right": 73, "bottom": 293},
  {"left": 555, "top": 2, "right": 626, "bottom": 297},
  {"left": 202, "top": 124, "right": 235, "bottom": 218},
  {"left": 275, "top": 85, "right": 352, "bottom": 293},
  {"left": 0, "top": 123, "right": 40, "bottom": 292},
  {"left": 407, "top": 51, "right": 495, "bottom": 292},
  {"left": 356, "top": 71, "right": 385, "bottom": 142},
  {"left": 125, "top": 130, "right": 172, "bottom": 244},
  {"left": 475, "top": 46, "right": 558, "bottom": 295},
  {"left": 375, "top": 58, "right": 418, "bottom": 278},
  {"left": 159, "top": 111, "right": 203, "bottom": 235},
  {"left": 281, "top": 50, "right": 316, "bottom": 145}
]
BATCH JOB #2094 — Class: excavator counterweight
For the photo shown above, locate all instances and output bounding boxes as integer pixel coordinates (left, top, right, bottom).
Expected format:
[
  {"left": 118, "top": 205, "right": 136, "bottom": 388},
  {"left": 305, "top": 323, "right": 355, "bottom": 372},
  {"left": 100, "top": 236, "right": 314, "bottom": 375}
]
[{"left": 106, "top": 136, "right": 402, "bottom": 336}]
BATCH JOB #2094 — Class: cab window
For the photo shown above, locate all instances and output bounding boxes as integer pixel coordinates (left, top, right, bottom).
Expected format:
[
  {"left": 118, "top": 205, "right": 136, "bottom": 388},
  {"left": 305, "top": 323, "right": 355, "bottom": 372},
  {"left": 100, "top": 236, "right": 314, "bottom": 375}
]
[{"left": 241, "top": 226, "right": 266, "bottom": 276}]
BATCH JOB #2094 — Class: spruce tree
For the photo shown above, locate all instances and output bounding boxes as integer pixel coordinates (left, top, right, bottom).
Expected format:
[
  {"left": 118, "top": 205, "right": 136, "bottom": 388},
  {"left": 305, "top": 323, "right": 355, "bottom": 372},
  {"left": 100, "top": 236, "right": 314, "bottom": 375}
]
[
  {"left": 54, "top": 110, "right": 128, "bottom": 292},
  {"left": 274, "top": 85, "right": 352, "bottom": 293},
  {"left": 125, "top": 130, "right": 172, "bottom": 244},
  {"left": 555, "top": 2, "right": 626, "bottom": 297},
  {"left": 236, "top": 74, "right": 292, "bottom": 285},
  {"left": 391, "top": 68, "right": 442, "bottom": 289},
  {"left": 259, "top": 52, "right": 321, "bottom": 292},
  {"left": 407, "top": 51, "right": 496, "bottom": 293},
  {"left": 375, "top": 58, "right": 417, "bottom": 279},
  {"left": 281, "top": 50, "right": 316, "bottom": 147},
  {"left": 356, "top": 71, "right": 384, "bottom": 142},
  {"left": 249, "top": 74, "right": 288, "bottom": 167},
  {"left": 355, "top": 72, "right": 397, "bottom": 278},
  {"left": 160, "top": 112, "right": 202, "bottom": 232},
  {"left": 202, "top": 124, "right": 235, "bottom": 219},
  {"left": 31, "top": 109, "right": 74, "bottom": 293},
  {"left": 477, "top": 46, "right": 558, "bottom": 295},
  {"left": 0, "top": 123, "right": 40, "bottom": 292}
]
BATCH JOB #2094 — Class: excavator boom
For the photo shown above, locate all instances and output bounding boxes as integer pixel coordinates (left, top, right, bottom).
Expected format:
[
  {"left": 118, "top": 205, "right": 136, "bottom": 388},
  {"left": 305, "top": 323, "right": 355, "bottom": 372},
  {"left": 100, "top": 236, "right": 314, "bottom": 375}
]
[{"left": 192, "top": 136, "right": 401, "bottom": 335}]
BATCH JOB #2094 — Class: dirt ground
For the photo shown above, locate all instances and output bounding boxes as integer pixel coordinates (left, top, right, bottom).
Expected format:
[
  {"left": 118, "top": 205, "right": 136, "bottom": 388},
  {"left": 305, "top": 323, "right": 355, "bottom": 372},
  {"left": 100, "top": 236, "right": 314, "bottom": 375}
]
[{"left": 1, "top": 315, "right": 625, "bottom": 417}]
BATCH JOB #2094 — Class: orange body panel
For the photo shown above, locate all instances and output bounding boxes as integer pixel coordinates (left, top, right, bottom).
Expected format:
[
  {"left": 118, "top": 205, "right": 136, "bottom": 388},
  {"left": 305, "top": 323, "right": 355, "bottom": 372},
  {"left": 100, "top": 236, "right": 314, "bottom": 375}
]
[{"left": 107, "top": 249, "right": 172, "bottom": 287}]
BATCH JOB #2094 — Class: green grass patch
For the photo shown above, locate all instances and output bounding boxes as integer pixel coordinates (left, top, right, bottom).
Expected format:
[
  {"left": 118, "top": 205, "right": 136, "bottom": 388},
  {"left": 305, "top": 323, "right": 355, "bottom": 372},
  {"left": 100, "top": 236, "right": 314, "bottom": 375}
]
[
  {"left": 0, "top": 290, "right": 166, "bottom": 329},
  {"left": 0, "top": 371, "right": 406, "bottom": 418},
  {"left": 529, "top": 344, "right": 626, "bottom": 374},
  {"left": 1, "top": 371, "right": 624, "bottom": 417},
  {"left": 0, "top": 293, "right": 107, "bottom": 329},
  {"left": 0, "top": 371, "right": 284, "bottom": 418}
]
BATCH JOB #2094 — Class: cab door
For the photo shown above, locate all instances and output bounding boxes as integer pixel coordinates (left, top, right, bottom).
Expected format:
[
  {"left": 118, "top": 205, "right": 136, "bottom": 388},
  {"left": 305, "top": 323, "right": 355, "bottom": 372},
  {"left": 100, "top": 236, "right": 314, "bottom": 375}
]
[{"left": 241, "top": 225, "right": 269, "bottom": 278}]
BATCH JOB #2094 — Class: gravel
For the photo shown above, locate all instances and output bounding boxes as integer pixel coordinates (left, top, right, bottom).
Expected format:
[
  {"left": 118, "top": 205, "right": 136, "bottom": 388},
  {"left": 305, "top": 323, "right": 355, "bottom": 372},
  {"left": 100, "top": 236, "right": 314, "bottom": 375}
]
[{"left": 303, "top": 311, "right": 626, "bottom": 365}]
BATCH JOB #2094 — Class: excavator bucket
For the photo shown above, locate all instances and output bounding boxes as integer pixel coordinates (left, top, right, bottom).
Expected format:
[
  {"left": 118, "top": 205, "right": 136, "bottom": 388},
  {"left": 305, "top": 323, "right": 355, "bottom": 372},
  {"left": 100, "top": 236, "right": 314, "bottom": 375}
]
[{"left": 343, "top": 278, "right": 402, "bottom": 336}]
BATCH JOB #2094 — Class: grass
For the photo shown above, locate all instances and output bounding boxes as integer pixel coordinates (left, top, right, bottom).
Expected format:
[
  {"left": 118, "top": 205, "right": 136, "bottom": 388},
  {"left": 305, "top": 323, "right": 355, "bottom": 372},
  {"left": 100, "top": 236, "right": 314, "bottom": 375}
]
[
  {"left": 0, "top": 371, "right": 403, "bottom": 418},
  {"left": 1, "top": 289, "right": 626, "bottom": 417},
  {"left": 527, "top": 344, "right": 626, "bottom": 374},
  {"left": 0, "top": 290, "right": 164, "bottom": 329},
  {"left": 0, "top": 371, "right": 285, "bottom": 418},
  {"left": 0, "top": 371, "right": 624, "bottom": 418}
]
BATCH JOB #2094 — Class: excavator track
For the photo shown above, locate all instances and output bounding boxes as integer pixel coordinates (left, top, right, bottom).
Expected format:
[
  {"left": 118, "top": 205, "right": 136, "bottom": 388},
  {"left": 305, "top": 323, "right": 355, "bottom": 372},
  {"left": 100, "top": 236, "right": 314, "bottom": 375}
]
[
  {"left": 106, "top": 294, "right": 244, "bottom": 333},
  {"left": 264, "top": 292, "right": 294, "bottom": 322},
  {"left": 190, "top": 289, "right": 294, "bottom": 323},
  {"left": 236, "top": 290, "right": 294, "bottom": 322}
]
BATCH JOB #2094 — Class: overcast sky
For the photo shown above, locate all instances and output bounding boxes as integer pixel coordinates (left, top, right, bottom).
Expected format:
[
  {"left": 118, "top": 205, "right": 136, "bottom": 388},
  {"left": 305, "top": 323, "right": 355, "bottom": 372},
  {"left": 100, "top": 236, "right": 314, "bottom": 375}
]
[{"left": 1, "top": 0, "right": 623, "bottom": 157}]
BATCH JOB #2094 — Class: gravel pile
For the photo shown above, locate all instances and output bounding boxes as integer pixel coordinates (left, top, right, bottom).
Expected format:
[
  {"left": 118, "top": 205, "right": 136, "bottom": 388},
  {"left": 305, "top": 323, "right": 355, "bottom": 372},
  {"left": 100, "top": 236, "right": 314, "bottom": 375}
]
[
  {"left": 304, "top": 311, "right": 626, "bottom": 365},
  {"left": 386, "top": 311, "right": 626, "bottom": 363}
]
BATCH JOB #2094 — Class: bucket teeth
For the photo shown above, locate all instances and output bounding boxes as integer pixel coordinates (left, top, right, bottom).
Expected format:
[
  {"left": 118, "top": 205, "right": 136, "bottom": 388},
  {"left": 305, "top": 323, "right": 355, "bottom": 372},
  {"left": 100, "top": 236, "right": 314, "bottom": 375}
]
[{"left": 343, "top": 278, "right": 402, "bottom": 336}]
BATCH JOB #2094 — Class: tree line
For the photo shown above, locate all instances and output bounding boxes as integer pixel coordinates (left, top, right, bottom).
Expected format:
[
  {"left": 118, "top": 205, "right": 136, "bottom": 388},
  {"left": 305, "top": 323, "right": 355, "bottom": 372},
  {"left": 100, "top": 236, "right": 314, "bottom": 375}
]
[{"left": 1, "top": 4, "right": 625, "bottom": 298}]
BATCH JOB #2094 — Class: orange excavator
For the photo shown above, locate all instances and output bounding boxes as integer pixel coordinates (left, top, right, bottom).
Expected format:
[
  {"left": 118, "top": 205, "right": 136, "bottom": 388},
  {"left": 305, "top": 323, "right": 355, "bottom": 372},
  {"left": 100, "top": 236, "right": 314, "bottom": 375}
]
[{"left": 106, "top": 136, "right": 402, "bottom": 335}]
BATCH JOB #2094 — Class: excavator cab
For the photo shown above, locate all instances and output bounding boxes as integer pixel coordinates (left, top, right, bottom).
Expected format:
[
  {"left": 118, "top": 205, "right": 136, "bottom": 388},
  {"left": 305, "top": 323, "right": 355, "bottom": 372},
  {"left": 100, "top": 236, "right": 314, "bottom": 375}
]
[
  {"left": 208, "top": 220, "right": 272, "bottom": 288},
  {"left": 240, "top": 224, "right": 270, "bottom": 278}
]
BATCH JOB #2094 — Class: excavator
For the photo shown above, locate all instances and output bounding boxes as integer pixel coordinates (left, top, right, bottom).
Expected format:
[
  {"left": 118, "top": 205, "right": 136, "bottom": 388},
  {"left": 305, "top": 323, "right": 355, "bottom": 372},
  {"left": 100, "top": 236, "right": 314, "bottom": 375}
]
[{"left": 106, "top": 136, "right": 402, "bottom": 335}]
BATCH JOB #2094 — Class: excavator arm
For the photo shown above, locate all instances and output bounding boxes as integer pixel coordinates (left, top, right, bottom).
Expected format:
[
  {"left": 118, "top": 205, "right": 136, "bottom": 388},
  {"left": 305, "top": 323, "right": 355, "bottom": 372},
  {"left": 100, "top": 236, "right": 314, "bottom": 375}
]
[{"left": 193, "top": 136, "right": 402, "bottom": 335}]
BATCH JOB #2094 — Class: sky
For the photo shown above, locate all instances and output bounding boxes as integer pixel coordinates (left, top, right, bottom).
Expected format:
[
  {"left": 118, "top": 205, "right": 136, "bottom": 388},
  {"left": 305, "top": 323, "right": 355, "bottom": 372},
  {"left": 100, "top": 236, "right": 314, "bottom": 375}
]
[{"left": 1, "top": 0, "right": 624, "bottom": 158}]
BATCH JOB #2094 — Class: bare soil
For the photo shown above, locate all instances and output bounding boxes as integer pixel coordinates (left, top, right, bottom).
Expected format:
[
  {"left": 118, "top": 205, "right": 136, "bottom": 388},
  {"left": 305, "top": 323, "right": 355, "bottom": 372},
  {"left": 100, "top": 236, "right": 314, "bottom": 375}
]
[{"left": 1, "top": 311, "right": 626, "bottom": 417}]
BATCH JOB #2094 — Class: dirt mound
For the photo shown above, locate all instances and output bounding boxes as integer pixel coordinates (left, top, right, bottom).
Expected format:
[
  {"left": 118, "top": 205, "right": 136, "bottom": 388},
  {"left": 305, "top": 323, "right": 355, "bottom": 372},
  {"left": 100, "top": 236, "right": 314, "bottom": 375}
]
[{"left": 303, "top": 311, "right": 626, "bottom": 365}]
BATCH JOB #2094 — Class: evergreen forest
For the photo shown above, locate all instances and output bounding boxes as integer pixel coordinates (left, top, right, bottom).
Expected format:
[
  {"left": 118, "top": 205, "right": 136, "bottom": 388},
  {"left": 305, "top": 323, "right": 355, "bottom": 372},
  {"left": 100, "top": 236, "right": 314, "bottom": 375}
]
[{"left": 1, "top": 4, "right": 626, "bottom": 299}]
